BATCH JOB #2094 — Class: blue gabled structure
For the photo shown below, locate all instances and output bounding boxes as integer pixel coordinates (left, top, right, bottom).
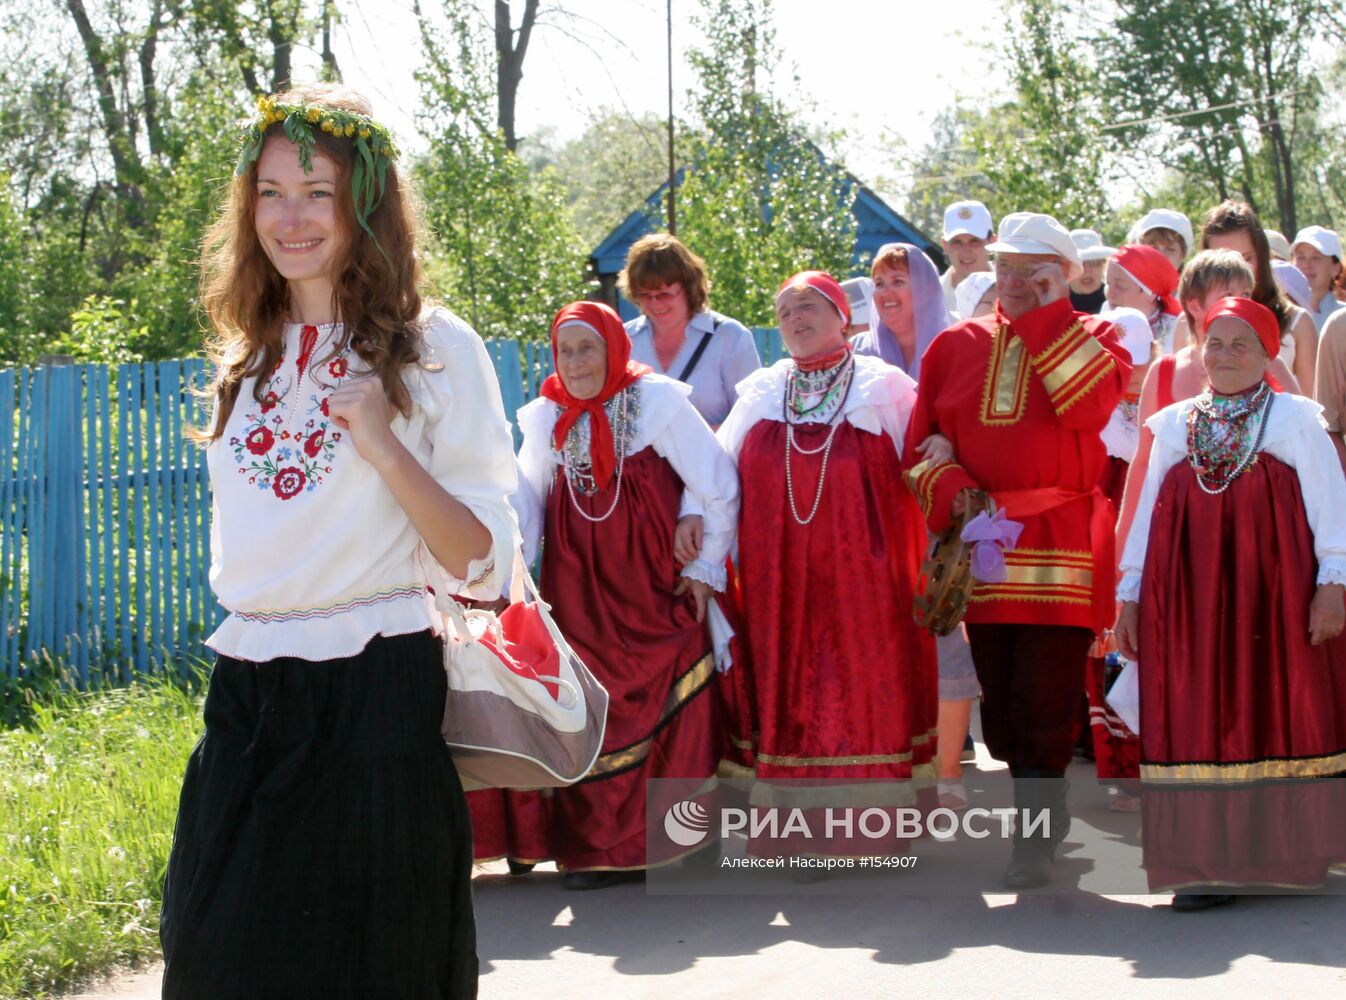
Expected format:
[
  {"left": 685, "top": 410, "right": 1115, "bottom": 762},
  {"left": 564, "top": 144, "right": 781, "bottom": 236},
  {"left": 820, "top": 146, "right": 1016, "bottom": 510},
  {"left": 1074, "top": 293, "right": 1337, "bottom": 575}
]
[{"left": 590, "top": 165, "right": 939, "bottom": 321}]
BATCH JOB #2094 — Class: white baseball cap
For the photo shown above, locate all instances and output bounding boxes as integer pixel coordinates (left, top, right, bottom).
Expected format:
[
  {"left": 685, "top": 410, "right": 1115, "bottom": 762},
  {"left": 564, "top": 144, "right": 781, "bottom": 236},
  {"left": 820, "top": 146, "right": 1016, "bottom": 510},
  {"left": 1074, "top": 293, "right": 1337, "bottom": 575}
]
[
  {"left": 986, "top": 212, "right": 1083, "bottom": 280},
  {"left": 1265, "top": 230, "right": 1292, "bottom": 261},
  {"left": 955, "top": 271, "right": 998, "bottom": 320},
  {"left": 841, "top": 276, "right": 873, "bottom": 327},
  {"left": 1126, "top": 209, "right": 1194, "bottom": 253},
  {"left": 1070, "top": 228, "right": 1117, "bottom": 262},
  {"left": 1292, "top": 225, "right": 1343, "bottom": 259},
  {"left": 1271, "top": 259, "right": 1313, "bottom": 310},
  {"left": 1098, "top": 307, "right": 1154, "bottom": 365},
  {"left": 943, "top": 201, "right": 994, "bottom": 241}
]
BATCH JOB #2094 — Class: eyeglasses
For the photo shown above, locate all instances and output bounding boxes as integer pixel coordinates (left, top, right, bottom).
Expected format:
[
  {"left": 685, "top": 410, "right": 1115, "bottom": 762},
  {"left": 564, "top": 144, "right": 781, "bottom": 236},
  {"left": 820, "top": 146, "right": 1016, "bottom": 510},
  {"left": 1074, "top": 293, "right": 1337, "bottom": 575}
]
[
  {"left": 993, "top": 260, "right": 1060, "bottom": 280},
  {"left": 635, "top": 286, "right": 682, "bottom": 304}
]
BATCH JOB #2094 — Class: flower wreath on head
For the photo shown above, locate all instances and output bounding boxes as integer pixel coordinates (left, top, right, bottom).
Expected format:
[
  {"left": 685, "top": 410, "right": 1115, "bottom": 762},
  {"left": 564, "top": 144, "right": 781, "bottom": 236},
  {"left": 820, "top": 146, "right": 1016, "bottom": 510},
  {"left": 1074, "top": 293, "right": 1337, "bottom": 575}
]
[{"left": 235, "top": 94, "right": 400, "bottom": 254}]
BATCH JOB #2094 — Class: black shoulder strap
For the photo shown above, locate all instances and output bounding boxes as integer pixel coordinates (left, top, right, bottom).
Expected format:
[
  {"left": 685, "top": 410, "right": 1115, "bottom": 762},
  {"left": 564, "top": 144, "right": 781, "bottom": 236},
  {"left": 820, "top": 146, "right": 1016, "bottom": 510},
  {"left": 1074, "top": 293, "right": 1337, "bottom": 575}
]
[{"left": 676, "top": 318, "right": 721, "bottom": 383}]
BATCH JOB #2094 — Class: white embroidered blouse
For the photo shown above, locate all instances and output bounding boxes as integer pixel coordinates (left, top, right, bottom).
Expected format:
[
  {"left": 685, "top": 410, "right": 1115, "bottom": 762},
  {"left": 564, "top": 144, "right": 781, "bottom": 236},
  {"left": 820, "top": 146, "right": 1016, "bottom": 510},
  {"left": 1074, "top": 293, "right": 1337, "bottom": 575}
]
[
  {"left": 512, "top": 373, "right": 740, "bottom": 593},
  {"left": 205, "top": 307, "right": 520, "bottom": 662},
  {"left": 1118, "top": 392, "right": 1346, "bottom": 603}
]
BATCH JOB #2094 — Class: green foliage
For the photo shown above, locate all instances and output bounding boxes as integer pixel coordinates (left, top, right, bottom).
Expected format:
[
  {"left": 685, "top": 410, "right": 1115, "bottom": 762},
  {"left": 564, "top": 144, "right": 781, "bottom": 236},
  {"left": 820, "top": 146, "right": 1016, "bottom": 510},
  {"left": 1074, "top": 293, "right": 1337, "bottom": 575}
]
[
  {"left": 668, "top": 0, "right": 856, "bottom": 327},
  {"left": 1097, "top": 0, "right": 1346, "bottom": 234},
  {"left": 900, "top": 107, "right": 1003, "bottom": 243},
  {"left": 534, "top": 110, "right": 695, "bottom": 250},
  {"left": 414, "top": 3, "right": 589, "bottom": 341},
  {"left": 0, "top": 673, "right": 204, "bottom": 997},
  {"left": 962, "top": 0, "right": 1109, "bottom": 228}
]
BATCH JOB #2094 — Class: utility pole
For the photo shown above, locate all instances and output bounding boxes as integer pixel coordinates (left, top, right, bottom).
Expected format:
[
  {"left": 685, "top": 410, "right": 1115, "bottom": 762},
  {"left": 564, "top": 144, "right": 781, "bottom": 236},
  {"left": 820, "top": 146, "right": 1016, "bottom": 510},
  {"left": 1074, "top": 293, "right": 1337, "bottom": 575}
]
[{"left": 666, "top": 0, "right": 677, "bottom": 235}]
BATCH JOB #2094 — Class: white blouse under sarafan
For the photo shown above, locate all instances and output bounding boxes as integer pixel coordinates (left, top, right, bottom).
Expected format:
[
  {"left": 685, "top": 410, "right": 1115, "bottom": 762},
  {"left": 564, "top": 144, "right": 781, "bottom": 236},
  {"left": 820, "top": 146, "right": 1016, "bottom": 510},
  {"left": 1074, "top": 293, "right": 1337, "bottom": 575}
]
[{"left": 205, "top": 307, "right": 520, "bottom": 663}]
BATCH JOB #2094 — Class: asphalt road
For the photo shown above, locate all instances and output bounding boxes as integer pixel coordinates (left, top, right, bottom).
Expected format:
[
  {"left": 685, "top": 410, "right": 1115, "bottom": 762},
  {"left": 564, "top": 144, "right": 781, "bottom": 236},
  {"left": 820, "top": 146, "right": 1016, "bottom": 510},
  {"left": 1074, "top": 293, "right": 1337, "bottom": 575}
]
[{"left": 68, "top": 747, "right": 1346, "bottom": 999}]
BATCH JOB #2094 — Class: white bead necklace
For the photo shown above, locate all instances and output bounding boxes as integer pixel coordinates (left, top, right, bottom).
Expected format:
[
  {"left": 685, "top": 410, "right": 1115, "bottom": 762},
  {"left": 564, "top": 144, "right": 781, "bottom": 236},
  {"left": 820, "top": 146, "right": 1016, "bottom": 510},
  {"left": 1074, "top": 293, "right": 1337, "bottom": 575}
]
[
  {"left": 564, "top": 388, "right": 630, "bottom": 523},
  {"left": 783, "top": 356, "right": 855, "bottom": 526}
]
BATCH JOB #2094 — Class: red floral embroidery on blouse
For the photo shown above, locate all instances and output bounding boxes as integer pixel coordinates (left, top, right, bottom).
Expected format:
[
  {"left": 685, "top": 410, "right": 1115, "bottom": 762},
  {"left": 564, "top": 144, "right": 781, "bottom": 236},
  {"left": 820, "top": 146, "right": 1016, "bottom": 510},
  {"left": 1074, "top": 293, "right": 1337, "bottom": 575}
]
[
  {"left": 304, "top": 429, "right": 325, "bottom": 457},
  {"left": 260, "top": 390, "right": 280, "bottom": 413},
  {"left": 328, "top": 357, "right": 348, "bottom": 378},
  {"left": 245, "top": 426, "right": 275, "bottom": 455},
  {"left": 272, "top": 466, "right": 307, "bottom": 500}
]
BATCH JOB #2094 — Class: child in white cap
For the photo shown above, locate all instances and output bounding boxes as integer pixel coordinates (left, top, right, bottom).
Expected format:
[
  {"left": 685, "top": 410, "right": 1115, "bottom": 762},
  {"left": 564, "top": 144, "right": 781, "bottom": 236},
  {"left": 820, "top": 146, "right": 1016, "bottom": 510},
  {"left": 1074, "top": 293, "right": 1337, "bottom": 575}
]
[{"left": 1126, "top": 208, "right": 1193, "bottom": 272}]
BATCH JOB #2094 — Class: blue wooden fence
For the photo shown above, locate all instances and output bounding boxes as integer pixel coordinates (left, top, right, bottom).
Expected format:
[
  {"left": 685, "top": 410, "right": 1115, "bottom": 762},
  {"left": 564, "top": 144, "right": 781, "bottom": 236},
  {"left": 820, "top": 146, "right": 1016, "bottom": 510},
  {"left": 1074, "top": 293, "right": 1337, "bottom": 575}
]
[{"left": 0, "top": 330, "right": 785, "bottom": 682}]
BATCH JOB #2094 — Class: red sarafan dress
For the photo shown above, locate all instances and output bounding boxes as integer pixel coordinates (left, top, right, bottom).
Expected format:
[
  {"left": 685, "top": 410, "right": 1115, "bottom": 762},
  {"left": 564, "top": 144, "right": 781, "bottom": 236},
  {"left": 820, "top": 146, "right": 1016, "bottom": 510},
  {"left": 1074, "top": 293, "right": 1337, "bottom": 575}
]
[
  {"left": 469, "top": 371, "right": 740, "bottom": 872},
  {"left": 1120, "top": 387, "right": 1346, "bottom": 890},
  {"left": 718, "top": 349, "right": 937, "bottom": 849}
]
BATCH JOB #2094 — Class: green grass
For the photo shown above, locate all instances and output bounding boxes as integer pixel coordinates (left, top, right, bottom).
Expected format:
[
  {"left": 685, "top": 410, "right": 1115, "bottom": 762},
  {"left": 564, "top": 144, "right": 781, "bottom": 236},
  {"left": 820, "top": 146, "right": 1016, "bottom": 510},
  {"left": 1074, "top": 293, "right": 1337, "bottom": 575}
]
[{"left": 0, "top": 671, "right": 203, "bottom": 998}]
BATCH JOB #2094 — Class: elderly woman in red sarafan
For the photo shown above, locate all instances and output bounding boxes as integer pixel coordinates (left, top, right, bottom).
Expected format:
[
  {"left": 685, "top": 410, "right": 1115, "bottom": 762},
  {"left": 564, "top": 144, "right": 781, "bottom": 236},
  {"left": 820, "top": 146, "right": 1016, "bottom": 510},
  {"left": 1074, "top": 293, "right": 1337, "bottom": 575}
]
[
  {"left": 1116, "top": 296, "right": 1346, "bottom": 912},
  {"left": 716, "top": 270, "right": 937, "bottom": 854},
  {"left": 469, "top": 301, "right": 739, "bottom": 890}
]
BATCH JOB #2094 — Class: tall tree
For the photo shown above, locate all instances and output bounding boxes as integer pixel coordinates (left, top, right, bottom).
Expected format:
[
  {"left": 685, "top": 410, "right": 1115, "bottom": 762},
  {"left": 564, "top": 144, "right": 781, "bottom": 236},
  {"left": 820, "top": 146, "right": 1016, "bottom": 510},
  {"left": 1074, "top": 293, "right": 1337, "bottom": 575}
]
[
  {"left": 671, "top": 0, "right": 856, "bottom": 326},
  {"left": 963, "top": 0, "right": 1109, "bottom": 227},
  {"left": 415, "top": 0, "right": 587, "bottom": 340},
  {"left": 493, "top": 0, "right": 537, "bottom": 151},
  {"left": 1098, "top": 0, "right": 1346, "bottom": 233}
]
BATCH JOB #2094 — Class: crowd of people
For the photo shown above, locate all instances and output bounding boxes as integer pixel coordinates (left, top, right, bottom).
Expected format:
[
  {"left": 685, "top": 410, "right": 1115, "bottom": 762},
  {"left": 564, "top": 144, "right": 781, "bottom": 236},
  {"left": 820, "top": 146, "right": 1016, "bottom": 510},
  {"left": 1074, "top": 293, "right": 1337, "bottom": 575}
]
[
  {"left": 473, "top": 199, "right": 1346, "bottom": 909},
  {"left": 162, "top": 81, "right": 1346, "bottom": 998}
]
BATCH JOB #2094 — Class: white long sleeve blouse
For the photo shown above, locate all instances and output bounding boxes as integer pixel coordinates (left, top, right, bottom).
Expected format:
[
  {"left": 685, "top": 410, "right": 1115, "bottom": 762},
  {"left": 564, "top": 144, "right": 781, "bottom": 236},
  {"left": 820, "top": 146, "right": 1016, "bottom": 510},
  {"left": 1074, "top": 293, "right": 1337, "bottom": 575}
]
[
  {"left": 205, "top": 307, "right": 520, "bottom": 662},
  {"left": 513, "top": 373, "right": 740, "bottom": 592},
  {"left": 716, "top": 352, "right": 918, "bottom": 463},
  {"left": 1118, "top": 391, "right": 1346, "bottom": 603}
]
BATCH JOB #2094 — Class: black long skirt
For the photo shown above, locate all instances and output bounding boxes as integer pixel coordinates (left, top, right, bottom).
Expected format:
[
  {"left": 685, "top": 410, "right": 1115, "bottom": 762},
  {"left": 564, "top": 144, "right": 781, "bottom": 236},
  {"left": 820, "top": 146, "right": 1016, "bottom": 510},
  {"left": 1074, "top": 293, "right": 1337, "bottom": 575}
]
[{"left": 160, "top": 630, "right": 478, "bottom": 999}]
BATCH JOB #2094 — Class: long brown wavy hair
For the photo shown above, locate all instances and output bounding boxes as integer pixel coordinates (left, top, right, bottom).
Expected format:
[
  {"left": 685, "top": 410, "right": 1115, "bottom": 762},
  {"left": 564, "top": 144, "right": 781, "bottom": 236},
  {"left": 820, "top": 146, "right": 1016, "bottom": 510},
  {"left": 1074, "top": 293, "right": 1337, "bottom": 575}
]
[
  {"left": 1199, "top": 200, "right": 1292, "bottom": 332},
  {"left": 195, "top": 83, "right": 423, "bottom": 441}
]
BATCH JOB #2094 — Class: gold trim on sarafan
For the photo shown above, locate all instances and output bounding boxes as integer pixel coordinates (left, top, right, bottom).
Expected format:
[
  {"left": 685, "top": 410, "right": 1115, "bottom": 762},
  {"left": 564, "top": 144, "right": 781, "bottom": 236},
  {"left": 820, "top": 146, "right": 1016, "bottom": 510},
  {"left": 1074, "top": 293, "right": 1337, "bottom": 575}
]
[
  {"left": 1141, "top": 748, "right": 1346, "bottom": 783},
  {"left": 1032, "top": 320, "right": 1117, "bottom": 414},
  {"left": 754, "top": 727, "right": 936, "bottom": 768},
  {"left": 582, "top": 652, "right": 716, "bottom": 781},
  {"left": 970, "top": 547, "right": 1093, "bottom": 607},
  {"left": 906, "top": 457, "right": 962, "bottom": 518},
  {"left": 979, "top": 320, "right": 1030, "bottom": 426}
]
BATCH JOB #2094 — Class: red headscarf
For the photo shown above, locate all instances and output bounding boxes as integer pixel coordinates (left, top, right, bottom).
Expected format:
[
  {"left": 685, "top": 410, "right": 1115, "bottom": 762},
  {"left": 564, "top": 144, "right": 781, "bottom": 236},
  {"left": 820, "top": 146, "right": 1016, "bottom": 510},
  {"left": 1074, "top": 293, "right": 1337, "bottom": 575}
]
[
  {"left": 1202, "top": 295, "right": 1280, "bottom": 360},
  {"left": 1112, "top": 244, "right": 1181, "bottom": 316},
  {"left": 775, "top": 270, "right": 851, "bottom": 327},
  {"left": 540, "top": 301, "right": 651, "bottom": 491}
]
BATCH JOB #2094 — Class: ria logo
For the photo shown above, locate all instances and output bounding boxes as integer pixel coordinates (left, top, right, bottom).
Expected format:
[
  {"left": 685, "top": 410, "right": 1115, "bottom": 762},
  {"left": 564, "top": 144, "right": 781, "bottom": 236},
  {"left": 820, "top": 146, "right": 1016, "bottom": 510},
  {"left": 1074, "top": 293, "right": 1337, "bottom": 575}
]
[{"left": 663, "top": 800, "right": 711, "bottom": 847}]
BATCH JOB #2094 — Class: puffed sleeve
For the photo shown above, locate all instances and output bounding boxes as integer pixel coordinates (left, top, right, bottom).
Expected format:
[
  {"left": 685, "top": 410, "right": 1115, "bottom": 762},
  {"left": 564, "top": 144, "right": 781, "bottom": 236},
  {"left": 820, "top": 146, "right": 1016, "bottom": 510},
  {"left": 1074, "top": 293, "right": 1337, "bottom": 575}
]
[
  {"left": 646, "top": 381, "right": 740, "bottom": 591},
  {"left": 1280, "top": 398, "right": 1346, "bottom": 586},
  {"left": 514, "top": 397, "right": 559, "bottom": 568},
  {"left": 419, "top": 309, "right": 521, "bottom": 600}
]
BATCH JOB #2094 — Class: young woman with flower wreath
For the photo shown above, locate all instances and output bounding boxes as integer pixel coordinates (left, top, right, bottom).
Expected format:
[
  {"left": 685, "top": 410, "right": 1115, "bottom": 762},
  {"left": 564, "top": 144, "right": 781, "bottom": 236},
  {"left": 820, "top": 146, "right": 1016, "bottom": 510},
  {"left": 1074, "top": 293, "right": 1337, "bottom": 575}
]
[{"left": 159, "top": 83, "right": 518, "bottom": 998}]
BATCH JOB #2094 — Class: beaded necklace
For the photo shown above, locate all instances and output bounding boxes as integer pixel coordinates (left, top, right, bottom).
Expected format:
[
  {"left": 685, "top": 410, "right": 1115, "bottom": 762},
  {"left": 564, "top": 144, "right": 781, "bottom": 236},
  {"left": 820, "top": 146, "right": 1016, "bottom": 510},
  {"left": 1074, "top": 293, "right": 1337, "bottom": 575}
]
[
  {"left": 557, "top": 385, "right": 641, "bottom": 522},
  {"left": 1186, "top": 381, "right": 1273, "bottom": 494},
  {"left": 782, "top": 350, "right": 856, "bottom": 525}
]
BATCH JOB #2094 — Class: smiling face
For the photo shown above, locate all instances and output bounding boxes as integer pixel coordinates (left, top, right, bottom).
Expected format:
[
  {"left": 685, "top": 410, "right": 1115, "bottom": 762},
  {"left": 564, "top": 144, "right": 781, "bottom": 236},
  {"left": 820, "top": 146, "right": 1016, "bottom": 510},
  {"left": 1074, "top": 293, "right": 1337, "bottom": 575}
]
[
  {"left": 1202, "top": 315, "right": 1269, "bottom": 395},
  {"left": 253, "top": 137, "right": 344, "bottom": 297},
  {"left": 775, "top": 285, "right": 848, "bottom": 360},
  {"left": 941, "top": 233, "right": 992, "bottom": 280},
  {"left": 555, "top": 324, "right": 609, "bottom": 400},
  {"left": 871, "top": 263, "right": 913, "bottom": 336},
  {"left": 1293, "top": 244, "right": 1342, "bottom": 300},
  {"left": 635, "top": 281, "right": 692, "bottom": 335},
  {"left": 1105, "top": 262, "right": 1156, "bottom": 315}
]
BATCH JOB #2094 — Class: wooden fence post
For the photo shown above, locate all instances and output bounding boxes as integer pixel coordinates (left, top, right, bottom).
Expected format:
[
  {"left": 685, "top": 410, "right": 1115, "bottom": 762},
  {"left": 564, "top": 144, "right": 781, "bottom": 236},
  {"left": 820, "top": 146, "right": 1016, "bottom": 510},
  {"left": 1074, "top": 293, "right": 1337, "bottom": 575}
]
[{"left": 25, "top": 356, "right": 84, "bottom": 678}]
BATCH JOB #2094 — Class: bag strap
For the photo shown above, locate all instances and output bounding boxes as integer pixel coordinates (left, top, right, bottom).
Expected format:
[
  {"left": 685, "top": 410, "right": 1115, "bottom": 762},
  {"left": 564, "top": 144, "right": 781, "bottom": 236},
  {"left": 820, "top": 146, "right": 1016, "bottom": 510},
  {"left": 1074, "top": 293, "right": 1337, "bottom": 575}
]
[{"left": 675, "top": 318, "right": 720, "bottom": 382}]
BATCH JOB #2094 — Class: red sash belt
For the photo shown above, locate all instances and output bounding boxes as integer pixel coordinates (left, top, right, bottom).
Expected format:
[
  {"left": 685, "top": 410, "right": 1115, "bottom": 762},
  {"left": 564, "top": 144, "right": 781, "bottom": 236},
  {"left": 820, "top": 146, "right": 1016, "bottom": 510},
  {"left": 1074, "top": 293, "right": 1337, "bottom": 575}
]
[{"left": 989, "top": 485, "right": 1115, "bottom": 635}]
